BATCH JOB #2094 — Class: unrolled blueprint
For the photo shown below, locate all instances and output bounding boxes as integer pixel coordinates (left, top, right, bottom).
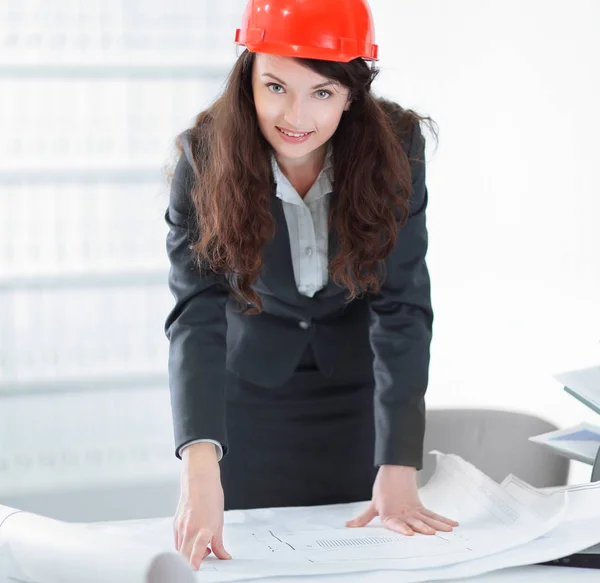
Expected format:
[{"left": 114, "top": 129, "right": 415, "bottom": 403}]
[{"left": 1, "top": 452, "right": 582, "bottom": 583}]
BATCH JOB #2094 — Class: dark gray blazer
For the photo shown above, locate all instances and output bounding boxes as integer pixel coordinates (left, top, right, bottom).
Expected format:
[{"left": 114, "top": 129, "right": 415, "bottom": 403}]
[{"left": 164, "top": 101, "right": 432, "bottom": 470}]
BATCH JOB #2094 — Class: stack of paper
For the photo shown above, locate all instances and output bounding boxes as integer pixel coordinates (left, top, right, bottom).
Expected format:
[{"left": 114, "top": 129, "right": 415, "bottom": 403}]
[
  {"left": 2, "top": 451, "right": 600, "bottom": 583},
  {"left": 529, "top": 422, "right": 600, "bottom": 465}
]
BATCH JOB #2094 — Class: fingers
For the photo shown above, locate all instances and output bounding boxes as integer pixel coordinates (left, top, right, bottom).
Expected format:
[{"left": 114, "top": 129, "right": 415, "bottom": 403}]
[
  {"left": 345, "top": 503, "right": 377, "bottom": 528},
  {"left": 421, "top": 509, "right": 459, "bottom": 527},
  {"left": 382, "top": 516, "right": 414, "bottom": 536},
  {"left": 416, "top": 512, "right": 454, "bottom": 532},
  {"left": 191, "top": 544, "right": 211, "bottom": 569},
  {"left": 382, "top": 511, "right": 459, "bottom": 536},
  {"left": 173, "top": 519, "right": 180, "bottom": 550},
  {"left": 404, "top": 517, "right": 436, "bottom": 535},
  {"left": 181, "top": 530, "right": 212, "bottom": 570},
  {"left": 211, "top": 529, "right": 233, "bottom": 560}
]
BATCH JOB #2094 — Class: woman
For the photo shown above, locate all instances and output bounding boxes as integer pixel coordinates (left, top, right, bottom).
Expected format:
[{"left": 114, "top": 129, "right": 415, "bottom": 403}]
[{"left": 165, "top": 0, "right": 458, "bottom": 570}]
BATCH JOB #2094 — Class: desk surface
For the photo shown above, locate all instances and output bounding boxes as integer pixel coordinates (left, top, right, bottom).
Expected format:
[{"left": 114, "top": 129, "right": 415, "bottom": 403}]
[
  {"left": 0, "top": 560, "right": 597, "bottom": 583},
  {"left": 320, "top": 565, "right": 599, "bottom": 582},
  {"left": 475, "top": 565, "right": 598, "bottom": 581},
  {"left": 194, "top": 565, "right": 598, "bottom": 582}
]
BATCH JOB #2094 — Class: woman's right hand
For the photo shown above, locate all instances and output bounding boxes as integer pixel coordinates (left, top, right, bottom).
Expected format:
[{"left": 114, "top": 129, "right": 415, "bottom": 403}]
[{"left": 174, "top": 443, "right": 232, "bottom": 570}]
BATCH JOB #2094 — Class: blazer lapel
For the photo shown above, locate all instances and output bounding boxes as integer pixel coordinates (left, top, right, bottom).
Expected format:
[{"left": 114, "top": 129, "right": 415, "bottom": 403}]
[{"left": 257, "top": 195, "right": 306, "bottom": 304}]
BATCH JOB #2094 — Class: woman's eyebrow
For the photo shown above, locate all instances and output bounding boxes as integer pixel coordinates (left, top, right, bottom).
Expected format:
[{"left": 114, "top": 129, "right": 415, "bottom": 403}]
[{"left": 261, "top": 72, "right": 337, "bottom": 90}]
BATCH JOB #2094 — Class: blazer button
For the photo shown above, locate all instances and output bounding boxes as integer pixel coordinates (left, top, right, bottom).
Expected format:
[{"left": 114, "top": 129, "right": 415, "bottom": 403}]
[{"left": 298, "top": 320, "right": 310, "bottom": 330}]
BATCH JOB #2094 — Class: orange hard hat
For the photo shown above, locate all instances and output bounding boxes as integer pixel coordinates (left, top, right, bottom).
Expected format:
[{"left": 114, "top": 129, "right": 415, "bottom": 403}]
[{"left": 234, "top": 0, "right": 378, "bottom": 63}]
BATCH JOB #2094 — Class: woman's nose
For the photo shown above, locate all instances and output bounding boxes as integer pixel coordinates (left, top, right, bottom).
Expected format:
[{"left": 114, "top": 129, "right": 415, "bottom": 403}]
[{"left": 283, "top": 98, "right": 307, "bottom": 129}]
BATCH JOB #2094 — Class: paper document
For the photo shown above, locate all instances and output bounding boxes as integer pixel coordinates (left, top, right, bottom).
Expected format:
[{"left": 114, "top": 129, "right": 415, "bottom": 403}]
[
  {"left": 312, "top": 477, "right": 600, "bottom": 583},
  {"left": 337, "top": 476, "right": 600, "bottom": 583},
  {"left": 0, "top": 508, "right": 194, "bottom": 583},
  {"left": 0, "top": 451, "right": 576, "bottom": 583},
  {"left": 78, "top": 451, "right": 565, "bottom": 582},
  {"left": 529, "top": 422, "right": 600, "bottom": 465}
]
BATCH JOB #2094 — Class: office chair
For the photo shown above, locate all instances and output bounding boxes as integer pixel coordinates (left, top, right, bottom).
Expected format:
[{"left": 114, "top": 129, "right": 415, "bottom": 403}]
[{"left": 418, "top": 408, "right": 570, "bottom": 488}]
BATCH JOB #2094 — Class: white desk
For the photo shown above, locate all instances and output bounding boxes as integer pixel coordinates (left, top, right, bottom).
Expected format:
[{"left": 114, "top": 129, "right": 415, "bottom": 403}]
[
  {"left": 257, "top": 565, "right": 599, "bottom": 582},
  {"left": 0, "top": 565, "right": 596, "bottom": 583},
  {"left": 0, "top": 550, "right": 597, "bottom": 583}
]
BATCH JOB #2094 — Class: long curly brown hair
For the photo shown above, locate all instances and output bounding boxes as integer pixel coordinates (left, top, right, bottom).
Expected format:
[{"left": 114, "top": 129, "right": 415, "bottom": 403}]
[{"left": 175, "top": 49, "right": 437, "bottom": 314}]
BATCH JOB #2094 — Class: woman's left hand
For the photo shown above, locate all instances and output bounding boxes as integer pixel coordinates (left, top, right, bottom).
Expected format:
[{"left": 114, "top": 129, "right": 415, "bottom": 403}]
[{"left": 346, "top": 464, "right": 459, "bottom": 536}]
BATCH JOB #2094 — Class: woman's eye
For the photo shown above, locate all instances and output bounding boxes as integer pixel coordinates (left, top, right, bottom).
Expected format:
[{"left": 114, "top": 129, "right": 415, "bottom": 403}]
[
  {"left": 267, "top": 83, "right": 284, "bottom": 93},
  {"left": 315, "top": 89, "right": 332, "bottom": 99}
]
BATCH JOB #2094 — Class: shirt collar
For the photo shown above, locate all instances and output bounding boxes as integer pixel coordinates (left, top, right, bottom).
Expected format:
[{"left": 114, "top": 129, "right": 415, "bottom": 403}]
[{"left": 272, "top": 144, "right": 333, "bottom": 205}]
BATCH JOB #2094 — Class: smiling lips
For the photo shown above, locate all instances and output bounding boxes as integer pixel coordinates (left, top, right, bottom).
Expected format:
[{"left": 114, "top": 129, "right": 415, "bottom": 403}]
[{"left": 276, "top": 126, "right": 314, "bottom": 143}]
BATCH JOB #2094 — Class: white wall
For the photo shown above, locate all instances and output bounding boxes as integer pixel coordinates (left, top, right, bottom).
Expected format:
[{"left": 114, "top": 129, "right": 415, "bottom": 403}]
[{"left": 370, "top": 0, "right": 600, "bottom": 481}]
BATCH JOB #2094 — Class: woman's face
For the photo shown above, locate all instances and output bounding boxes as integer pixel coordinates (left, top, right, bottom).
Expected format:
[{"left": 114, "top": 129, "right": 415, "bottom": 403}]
[{"left": 251, "top": 53, "right": 350, "bottom": 165}]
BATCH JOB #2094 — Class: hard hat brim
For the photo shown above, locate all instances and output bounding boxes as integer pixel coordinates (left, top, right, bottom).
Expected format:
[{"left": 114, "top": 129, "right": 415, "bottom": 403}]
[{"left": 235, "top": 34, "right": 378, "bottom": 63}]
